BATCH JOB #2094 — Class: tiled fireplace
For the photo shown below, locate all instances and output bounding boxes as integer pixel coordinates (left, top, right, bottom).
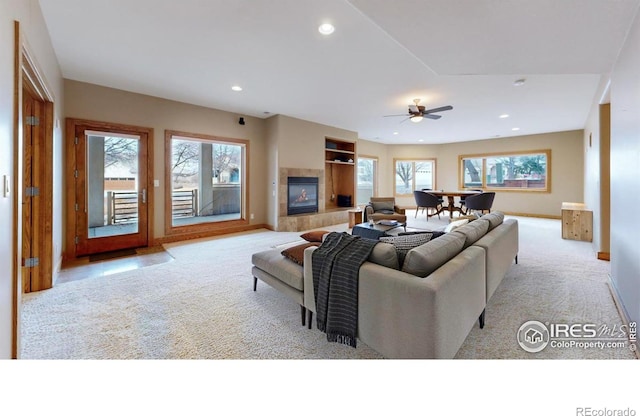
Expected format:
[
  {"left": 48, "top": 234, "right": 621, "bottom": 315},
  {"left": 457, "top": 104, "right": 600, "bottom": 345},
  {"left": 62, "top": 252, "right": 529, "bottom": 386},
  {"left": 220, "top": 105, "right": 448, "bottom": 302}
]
[{"left": 277, "top": 167, "right": 348, "bottom": 232}]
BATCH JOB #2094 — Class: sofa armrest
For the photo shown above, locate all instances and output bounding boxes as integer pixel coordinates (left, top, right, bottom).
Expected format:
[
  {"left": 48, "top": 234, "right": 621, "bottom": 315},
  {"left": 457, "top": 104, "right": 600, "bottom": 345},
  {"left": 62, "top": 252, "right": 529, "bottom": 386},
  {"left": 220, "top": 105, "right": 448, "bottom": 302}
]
[
  {"left": 363, "top": 204, "right": 374, "bottom": 222},
  {"left": 394, "top": 205, "right": 406, "bottom": 215},
  {"left": 303, "top": 245, "right": 319, "bottom": 310},
  {"left": 473, "top": 218, "right": 518, "bottom": 302},
  {"left": 357, "top": 246, "right": 486, "bottom": 358}
]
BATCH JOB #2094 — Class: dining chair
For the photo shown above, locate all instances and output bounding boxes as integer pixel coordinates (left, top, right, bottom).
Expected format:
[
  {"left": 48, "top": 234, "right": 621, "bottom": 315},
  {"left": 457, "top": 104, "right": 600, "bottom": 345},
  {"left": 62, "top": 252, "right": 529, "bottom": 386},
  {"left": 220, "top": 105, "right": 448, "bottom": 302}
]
[
  {"left": 460, "top": 189, "right": 483, "bottom": 215},
  {"left": 421, "top": 188, "right": 444, "bottom": 206},
  {"left": 463, "top": 191, "right": 495, "bottom": 215},
  {"left": 413, "top": 190, "right": 441, "bottom": 220}
]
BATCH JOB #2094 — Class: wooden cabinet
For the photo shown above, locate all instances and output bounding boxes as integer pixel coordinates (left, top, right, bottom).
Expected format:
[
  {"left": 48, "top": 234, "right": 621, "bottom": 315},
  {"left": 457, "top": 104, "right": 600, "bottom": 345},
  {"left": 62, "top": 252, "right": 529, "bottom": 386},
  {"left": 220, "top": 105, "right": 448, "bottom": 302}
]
[
  {"left": 325, "top": 138, "right": 356, "bottom": 210},
  {"left": 561, "top": 202, "right": 593, "bottom": 242}
]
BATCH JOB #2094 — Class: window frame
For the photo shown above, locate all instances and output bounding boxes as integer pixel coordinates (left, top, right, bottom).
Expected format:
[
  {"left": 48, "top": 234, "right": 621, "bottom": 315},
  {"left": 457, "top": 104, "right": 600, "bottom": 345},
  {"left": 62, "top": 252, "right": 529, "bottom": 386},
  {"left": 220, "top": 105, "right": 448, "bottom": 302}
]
[
  {"left": 164, "top": 130, "right": 250, "bottom": 236},
  {"left": 458, "top": 149, "right": 551, "bottom": 193},
  {"left": 393, "top": 158, "right": 437, "bottom": 197}
]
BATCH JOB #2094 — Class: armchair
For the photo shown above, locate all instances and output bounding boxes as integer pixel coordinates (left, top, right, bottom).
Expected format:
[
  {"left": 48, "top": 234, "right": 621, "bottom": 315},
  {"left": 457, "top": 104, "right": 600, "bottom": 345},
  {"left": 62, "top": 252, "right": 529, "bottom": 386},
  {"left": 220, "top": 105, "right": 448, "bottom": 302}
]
[{"left": 364, "top": 197, "right": 407, "bottom": 224}]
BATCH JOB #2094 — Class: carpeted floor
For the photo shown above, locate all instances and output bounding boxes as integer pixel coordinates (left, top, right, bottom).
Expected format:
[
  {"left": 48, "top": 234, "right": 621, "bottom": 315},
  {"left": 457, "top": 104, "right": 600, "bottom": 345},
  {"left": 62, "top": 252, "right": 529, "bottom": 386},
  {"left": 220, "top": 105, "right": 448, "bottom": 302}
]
[{"left": 20, "top": 214, "right": 636, "bottom": 359}]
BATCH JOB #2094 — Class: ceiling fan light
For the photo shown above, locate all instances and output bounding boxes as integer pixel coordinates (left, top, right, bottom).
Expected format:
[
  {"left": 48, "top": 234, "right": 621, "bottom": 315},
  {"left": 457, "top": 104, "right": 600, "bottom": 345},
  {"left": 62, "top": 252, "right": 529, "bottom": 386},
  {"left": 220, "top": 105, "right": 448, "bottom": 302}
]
[{"left": 410, "top": 115, "right": 423, "bottom": 123}]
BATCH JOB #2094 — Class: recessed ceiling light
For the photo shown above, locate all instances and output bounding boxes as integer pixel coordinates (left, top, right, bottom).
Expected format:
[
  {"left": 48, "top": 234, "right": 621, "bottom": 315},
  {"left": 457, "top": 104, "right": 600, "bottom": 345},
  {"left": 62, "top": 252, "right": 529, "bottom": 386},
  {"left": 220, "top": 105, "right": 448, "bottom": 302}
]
[
  {"left": 231, "top": 85, "right": 243, "bottom": 91},
  {"left": 499, "top": 114, "right": 510, "bottom": 118},
  {"left": 318, "top": 23, "right": 335, "bottom": 35},
  {"left": 513, "top": 79, "right": 526, "bottom": 87},
  {"left": 418, "top": 139, "right": 424, "bottom": 142},
  {"left": 512, "top": 127, "right": 520, "bottom": 131},
  {"left": 393, "top": 132, "right": 399, "bottom": 135}
]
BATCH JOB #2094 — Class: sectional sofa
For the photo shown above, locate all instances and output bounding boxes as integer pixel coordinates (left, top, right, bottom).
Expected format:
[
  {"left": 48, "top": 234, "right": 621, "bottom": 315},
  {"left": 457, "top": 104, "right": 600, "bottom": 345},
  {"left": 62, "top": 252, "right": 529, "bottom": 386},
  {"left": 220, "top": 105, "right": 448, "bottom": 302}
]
[{"left": 252, "top": 212, "right": 519, "bottom": 358}]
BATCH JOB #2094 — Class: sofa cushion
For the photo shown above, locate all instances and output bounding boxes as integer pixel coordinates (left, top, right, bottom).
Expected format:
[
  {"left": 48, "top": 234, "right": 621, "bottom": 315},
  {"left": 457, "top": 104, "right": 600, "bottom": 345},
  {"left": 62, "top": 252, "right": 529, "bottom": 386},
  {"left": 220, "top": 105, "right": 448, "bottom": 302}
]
[
  {"left": 401, "top": 232, "right": 466, "bottom": 277},
  {"left": 252, "top": 249, "right": 304, "bottom": 290},
  {"left": 451, "top": 219, "right": 490, "bottom": 249},
  {"left": 368, "top": 242, "right": 400, "bottom": 270},
  {"left": 379, "top": 233, "right": 433, "bottom": 266},
  {"left": 479, "top": 211, "right": 504, "bottom": 230},
  {"left": 371, "top": 200, "right": 395, "bottom": 212},
  {"left": 300, "top": 230, "right": 329, "bottom": 242},
  {"left": 281, "top": 242, "right": 321, "bottom": 265},
  {"left": 444, "top": 218, "right": 468, "bottom": 233}
]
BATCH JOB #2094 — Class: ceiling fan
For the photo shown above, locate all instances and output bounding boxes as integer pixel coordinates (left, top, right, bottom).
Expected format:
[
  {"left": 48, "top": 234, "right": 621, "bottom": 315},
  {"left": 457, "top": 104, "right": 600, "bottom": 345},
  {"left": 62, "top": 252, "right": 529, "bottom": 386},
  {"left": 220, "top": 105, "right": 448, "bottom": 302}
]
[{"left": 384, "top": 98, "right": 453, "bottom": 123}]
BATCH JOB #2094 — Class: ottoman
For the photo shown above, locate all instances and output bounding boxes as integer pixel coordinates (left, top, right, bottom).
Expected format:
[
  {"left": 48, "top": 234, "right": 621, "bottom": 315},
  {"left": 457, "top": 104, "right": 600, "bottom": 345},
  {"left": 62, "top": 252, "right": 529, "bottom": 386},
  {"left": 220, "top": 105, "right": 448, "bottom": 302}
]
[{"left": 251, "top": 248, "right": 307, "bottom": 326}]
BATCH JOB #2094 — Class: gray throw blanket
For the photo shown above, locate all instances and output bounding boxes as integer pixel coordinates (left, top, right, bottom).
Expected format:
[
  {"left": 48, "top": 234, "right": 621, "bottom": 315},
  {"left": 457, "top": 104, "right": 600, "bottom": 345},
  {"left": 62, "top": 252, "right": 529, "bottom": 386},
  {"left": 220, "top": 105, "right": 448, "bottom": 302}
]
[{"left": 312, "top": 232, "right": 377, "bottom": 347}]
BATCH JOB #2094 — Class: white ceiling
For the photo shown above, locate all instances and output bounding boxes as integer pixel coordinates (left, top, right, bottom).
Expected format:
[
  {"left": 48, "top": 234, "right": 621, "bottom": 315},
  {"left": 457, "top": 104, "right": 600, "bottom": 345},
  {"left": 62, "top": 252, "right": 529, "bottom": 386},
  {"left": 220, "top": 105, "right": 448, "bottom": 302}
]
[{"left": 38, "top": 0, "right": 640, "bottom": 144}]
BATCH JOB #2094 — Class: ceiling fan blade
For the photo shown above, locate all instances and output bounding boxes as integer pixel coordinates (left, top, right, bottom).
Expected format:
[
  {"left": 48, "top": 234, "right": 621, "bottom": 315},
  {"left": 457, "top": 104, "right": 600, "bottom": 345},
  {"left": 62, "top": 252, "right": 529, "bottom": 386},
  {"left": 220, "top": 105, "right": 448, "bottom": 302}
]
[
  {"left": 423, "top": 114, "right": 442, "bottom": 120},
  {"left": 384, "top": 114, "right": 410, "bottom": 117},
  {"left": 408, "top": 105, "right": 419, "bottom": 112},
  {"left": 399, "top": 117, "right": 412, "bottom": 124},
  {"left": 423, "top": 105, "right": 453, "bottom": 114}
]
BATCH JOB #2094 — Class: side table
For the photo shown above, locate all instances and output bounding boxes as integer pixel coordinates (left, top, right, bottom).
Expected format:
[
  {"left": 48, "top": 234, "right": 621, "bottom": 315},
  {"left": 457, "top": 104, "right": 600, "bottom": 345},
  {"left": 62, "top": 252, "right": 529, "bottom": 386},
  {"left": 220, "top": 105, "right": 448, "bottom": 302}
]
[
  {"left": 348, "top": 209, "right": 363, "bottom": 228},
  {"left": 561, "top": 202, "right": 593, "bottom": 242}
]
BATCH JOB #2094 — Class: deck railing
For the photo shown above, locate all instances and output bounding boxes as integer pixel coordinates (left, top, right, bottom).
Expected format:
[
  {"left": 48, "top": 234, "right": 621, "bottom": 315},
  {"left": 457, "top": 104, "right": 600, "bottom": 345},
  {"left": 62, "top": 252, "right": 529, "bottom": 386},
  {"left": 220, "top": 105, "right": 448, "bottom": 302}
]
[{"left": 106, "top": 190, "right": 199, "bottom": 224}]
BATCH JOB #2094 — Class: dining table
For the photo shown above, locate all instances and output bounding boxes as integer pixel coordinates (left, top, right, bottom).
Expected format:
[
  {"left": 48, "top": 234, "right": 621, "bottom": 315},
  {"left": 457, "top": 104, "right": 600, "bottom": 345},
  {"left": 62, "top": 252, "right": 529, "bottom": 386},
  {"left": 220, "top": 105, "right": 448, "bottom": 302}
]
[{"left": 423, "top": 190, "right": 483, "bottom": 218}]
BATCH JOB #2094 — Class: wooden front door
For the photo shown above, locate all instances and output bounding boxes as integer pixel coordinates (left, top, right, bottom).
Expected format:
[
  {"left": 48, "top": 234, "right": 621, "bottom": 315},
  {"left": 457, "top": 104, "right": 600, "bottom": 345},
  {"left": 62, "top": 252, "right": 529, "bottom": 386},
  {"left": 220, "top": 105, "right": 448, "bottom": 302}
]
[{"left": 72, "top": 121, "right": 150, "bottom": 257}]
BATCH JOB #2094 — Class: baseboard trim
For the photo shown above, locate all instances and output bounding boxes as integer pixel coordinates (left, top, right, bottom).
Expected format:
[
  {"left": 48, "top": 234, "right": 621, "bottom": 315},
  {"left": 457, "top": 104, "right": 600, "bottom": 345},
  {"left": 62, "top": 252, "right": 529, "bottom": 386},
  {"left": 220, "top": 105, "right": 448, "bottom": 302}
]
[
  {"left": 607, "top": 277, "right": 639, "bottom": 359},
  {"left": 154, "top": 223, "right": 270, "bottom": 245},
  {"left": 503, "top": 211, "right": 562, "bottom": 220},
  {"left": 597, "top": 252, "right": 610, "bottom": 261}
]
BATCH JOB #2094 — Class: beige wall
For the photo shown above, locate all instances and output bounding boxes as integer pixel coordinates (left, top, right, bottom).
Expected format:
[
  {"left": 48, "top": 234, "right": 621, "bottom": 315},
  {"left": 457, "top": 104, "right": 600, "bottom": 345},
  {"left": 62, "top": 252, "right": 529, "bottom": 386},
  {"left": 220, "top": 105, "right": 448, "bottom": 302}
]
[
  {"left": 383, "top": 131, "right": 584, "bottom": 217},
  {"left": 64, "top": 80, "right": 269, "bottom": 241},
  {"left": 0, "top": 0, "right": 65, "bottom": 358},
  {"left": 437, "top": 130, "right": 584, "bottom": 217},
  {"left": 267, "top": 115, "right": 358, "bottom": 228},
  {"left": 275, "top": 114, "right": 358, "bottom": 169}
]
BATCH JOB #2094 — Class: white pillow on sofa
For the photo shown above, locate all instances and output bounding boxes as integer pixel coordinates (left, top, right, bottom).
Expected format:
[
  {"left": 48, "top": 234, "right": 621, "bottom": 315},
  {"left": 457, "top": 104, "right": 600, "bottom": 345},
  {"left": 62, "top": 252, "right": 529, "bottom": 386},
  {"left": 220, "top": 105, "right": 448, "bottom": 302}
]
[{"left": 444, "top": 218, "right": 469, "bottom": 233}]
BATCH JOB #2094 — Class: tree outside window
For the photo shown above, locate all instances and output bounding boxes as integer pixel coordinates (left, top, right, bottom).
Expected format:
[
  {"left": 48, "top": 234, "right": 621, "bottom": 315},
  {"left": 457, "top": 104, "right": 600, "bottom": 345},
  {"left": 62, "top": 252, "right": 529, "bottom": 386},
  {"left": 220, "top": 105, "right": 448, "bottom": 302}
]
[{"left": 394, "top": 159, "right": 436, "bottom": 195}]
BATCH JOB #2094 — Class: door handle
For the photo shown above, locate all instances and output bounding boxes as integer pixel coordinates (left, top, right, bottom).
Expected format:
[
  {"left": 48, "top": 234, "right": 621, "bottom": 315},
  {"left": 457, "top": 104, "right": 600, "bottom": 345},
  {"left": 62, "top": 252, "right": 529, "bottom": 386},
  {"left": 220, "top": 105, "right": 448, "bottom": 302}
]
[{"left": 141, "top": 188, "right": 146, "bottom": 204}]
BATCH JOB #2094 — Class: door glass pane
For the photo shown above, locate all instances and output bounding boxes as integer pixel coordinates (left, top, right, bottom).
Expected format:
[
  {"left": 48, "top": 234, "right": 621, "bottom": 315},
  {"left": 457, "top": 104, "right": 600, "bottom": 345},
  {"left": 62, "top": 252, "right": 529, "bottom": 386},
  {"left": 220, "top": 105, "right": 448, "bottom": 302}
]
[
  {"left": 171, "top": 136, "right": 243, "bottom": 226},
  {"left": 87, "top": 134, "right": 139, "bottom": 238}
]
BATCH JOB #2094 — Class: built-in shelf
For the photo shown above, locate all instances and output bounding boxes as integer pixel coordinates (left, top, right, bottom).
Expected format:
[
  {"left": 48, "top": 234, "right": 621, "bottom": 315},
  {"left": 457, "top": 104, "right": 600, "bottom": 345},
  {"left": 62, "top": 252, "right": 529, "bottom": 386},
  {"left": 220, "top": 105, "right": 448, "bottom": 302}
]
[
  {"left": 326, "top": 160, "right": 355, "bottom": 165},
  {"left": 325, "top": 137, "right": 356, "bottom": 210},
  {"left": 325, "top": 148, "right": 355, "bottom": 154}
]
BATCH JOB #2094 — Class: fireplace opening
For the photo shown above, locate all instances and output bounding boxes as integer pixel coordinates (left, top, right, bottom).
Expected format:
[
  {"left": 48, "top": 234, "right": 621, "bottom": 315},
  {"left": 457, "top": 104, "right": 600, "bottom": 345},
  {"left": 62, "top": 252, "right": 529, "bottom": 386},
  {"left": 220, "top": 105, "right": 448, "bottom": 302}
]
[{"left": 287, "top": 177, "right": 319, "bottom": 215}]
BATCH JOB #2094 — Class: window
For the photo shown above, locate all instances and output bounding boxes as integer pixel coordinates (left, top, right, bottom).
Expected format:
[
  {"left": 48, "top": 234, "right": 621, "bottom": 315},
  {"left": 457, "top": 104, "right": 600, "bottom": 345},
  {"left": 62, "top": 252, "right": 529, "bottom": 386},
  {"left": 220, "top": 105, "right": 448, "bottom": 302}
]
[
  {"left": 394, "top": 159, "right": 436, "bottom": 195},
  {"left": 165, "top": 130, "right": 249, "bottom": 234},
  {"left": 356, "top": 156, "right": 378, "bottom": 205},
  {"left": 459, "top": 150, "right": 550, "bottom": 192}
]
